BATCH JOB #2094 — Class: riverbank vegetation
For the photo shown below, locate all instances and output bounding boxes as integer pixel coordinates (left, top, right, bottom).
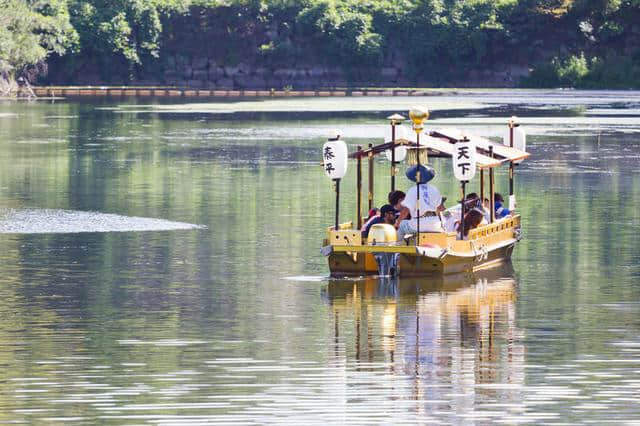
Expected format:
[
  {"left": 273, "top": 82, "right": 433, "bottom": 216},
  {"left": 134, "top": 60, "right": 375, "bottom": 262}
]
[{"left": 2, "top": 0, "right": 639, "bottom": 89}]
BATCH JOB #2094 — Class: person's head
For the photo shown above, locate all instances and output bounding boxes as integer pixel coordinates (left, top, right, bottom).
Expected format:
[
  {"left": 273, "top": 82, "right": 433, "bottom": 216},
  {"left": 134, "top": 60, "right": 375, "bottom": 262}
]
[
  {"left": 380, "top": 204, "right": 396, "bottom": 224},
  {"left": 465, "top": 192, "right": 478, "bottom": 200},
  {"left": 388, "top": 190, "right": 405, "bottom": 207},
  {"left": 367, "top": 208, "right": 378, "bottom": 220},
  {"left": 495, "top": 193, "right": 505, "bottom": 203},
  {"left": 462, "top": 192, "right": 481, "bottom": 210},
  {"left": 462, "top": 209, "right": 484, "bottom": 236},
  {"left": 483, "top": 198, "right": 490, "bottom": 209}
]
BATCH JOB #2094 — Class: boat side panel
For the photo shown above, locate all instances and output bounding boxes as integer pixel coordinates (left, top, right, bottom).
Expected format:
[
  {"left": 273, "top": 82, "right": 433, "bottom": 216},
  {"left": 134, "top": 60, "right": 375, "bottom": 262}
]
[
  {"left": 397, "top": 244, "right": 514, "bottom": 276},
  {"left": 471, "top": 244, "right": 514, "bottom": 272},
  {"left": 328, "top": 252, "right": 378, "bottom": 276}
]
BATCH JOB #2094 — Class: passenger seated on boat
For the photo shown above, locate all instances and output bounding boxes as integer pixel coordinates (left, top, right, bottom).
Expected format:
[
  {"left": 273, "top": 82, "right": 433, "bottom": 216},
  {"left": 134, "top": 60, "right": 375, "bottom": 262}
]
[
  {"left": 457, "top": 208, "right": 484, "bottom": 240},
  {"left": 362, "top": 204, "right": 396, "bottom": 238},
  {"left": 466, "top": 194, "right": 489, "bottom": 225},
  {"left": 366, "top": 207, "right": 378, "bottom": 220},
  {"left": 442, "top": 193, "right": 487, "bottom": 232},
  {"left": 397, "top": 164, "right": 444, "bottom": 241},
  {"left": 388, "top": 190, "right": 409, "bottom": 222},
  {"left": 361, "top": 208, "right": 379, "bottom": 235},
  {"left": 483, "top": 198, "right": 491, "bottom": 221},
  {"left": 494, "top": 193, "right": 512, "bottom": 218}
]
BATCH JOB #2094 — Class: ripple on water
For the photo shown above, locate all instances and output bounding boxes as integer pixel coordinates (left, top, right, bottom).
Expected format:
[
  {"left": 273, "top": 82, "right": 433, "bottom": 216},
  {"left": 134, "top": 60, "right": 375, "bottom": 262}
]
[
  {"left": 0, "top": 209, "right": 205, "bottom": 234},
  {"left": 15, "top": 139, "right": 67, "bottom": 145}
]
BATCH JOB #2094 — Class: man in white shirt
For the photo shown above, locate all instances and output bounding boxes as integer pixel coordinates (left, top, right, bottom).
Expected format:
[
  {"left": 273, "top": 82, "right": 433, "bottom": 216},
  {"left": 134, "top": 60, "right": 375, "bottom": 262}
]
[{"left": 397, "top": 164, "right": 444, "bottom": 241}]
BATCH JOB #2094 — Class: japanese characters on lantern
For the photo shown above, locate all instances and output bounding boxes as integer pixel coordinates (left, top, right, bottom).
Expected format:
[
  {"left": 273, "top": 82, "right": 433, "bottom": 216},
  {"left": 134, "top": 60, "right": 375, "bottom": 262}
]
[
  {"left": 453, "top": 139, "right": 477, "bottom": 181},
  {"left": 322, "top": 138, "right": 348, "bottom": 180}
]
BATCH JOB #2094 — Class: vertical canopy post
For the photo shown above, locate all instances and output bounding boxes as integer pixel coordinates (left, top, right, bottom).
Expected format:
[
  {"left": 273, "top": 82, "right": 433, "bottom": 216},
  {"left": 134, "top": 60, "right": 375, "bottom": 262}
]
[
  {"left": 334, "top": 179, "right": 340, "bottom": 230},
  {"left": 489, "top": 146, "right": 495, "bottom": 223},
  {"left": 459, "top": 181, "right": 467, "bottom": 240},
  {"left": 387, "top": 113, "right": 405, "bottom": 193},
  {"left": 509, "top": 118, "right": 515, "bottom": 198},
  {"left": 504, "top": 115, "right": 525, "bottom": 211},
  {"left": 356, "top": 145, "right": 362, "bottom": 229},
  {"left": 368, "top": 143, "right": 374, "bottom": 211},
  {"left": 391, "top": 125, "right": 396, "bottom": 192}
]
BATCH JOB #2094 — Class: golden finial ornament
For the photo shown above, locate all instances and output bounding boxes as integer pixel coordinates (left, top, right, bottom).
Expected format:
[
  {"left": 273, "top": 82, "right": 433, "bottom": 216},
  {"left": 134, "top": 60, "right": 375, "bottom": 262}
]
[{"left": 409, "top": 108, "right": 429, "bottom": 132}]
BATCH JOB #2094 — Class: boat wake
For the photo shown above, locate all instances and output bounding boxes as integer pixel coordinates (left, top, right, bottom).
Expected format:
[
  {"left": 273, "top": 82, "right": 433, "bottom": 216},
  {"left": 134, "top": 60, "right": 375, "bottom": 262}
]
[
  {"left": 0, "top": 208, "right": 205, "bottom": 234},
  {"left": 283, "top": 275, "right": 328, "bottom": 282}
]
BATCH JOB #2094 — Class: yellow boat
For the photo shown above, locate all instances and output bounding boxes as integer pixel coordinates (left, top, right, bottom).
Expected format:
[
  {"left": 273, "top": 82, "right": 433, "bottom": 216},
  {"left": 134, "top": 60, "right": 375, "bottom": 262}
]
[{"left": 321, "top": 109, "right": 530, "bottom": 277}]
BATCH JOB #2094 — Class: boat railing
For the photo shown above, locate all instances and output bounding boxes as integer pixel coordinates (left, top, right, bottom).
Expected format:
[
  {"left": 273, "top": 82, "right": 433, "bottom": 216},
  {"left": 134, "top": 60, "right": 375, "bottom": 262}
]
[
  {"left": 326, "top": 215, "right": 520, "bottom": 249},
  {"left": 468, "top": 215, "right": 520, "bottom": 241}
]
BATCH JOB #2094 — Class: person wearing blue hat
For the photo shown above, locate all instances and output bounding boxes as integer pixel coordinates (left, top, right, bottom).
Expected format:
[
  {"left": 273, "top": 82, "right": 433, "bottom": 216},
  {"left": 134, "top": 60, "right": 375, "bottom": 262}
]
[
  {"left": 397, "top": 164, "right": 444, "bottom": 240},
  {"left": 494, "top": 193, "right": 512, "bottom": 218}
]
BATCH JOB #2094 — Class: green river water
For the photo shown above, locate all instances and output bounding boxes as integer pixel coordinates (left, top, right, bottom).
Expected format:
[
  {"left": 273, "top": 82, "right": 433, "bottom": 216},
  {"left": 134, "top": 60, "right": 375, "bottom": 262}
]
[{"left": 0, "top": 90, "right": 639, "bottom": 424}]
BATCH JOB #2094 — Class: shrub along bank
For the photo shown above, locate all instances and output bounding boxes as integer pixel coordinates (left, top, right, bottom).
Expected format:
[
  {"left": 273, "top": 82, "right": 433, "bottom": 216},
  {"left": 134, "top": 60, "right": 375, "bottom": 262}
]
[{"left": 2, "top": 0, "right": 640, "bottom": 90}]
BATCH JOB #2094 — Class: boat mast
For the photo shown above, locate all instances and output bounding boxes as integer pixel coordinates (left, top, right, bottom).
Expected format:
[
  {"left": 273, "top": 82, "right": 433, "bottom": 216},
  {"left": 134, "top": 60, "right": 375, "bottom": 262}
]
[{"left": 409, "top": 108, "right": 429, "bottom": 246}]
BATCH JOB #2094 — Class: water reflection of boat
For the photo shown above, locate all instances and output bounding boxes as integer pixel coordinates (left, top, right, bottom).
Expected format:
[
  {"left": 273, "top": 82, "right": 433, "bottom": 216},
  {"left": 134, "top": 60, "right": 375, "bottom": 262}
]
[
  {"left": 321, "top": 109, "right": 529, "bottom": 277},
  {"left": 323, "top": 264, "right": 524, "bottom": 388}
]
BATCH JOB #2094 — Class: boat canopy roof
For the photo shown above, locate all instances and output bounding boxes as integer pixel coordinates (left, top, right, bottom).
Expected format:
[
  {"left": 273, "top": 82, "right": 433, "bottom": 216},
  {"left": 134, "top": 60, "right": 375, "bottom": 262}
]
[{"left": 349, "top": 127, "right": 530, "bottom": 169}]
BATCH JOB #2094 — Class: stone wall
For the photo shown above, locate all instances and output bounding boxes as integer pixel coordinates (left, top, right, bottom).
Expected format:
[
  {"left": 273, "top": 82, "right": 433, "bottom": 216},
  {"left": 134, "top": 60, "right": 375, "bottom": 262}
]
[
  {"left": 155, "top": 55, "right": 408, "bottom": 89},
  {"left": 141, "top": 54, "right": 525, "bottom": 89}
]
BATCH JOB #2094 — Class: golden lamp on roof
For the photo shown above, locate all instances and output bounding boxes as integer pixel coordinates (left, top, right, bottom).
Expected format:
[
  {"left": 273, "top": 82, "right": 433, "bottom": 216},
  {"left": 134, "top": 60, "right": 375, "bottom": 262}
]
[{"left": 409, "top": 108, "right": 429, "bottom": 132}]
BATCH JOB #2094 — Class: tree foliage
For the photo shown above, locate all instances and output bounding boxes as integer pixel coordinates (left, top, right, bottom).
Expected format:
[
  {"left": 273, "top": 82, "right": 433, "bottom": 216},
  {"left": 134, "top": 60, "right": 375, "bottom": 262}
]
[
  {"left": 4, "top": 0, "right": 640, "bottom": 87},
  {"left": 0, "top": 0, "right": 76, "bottom": 76}
]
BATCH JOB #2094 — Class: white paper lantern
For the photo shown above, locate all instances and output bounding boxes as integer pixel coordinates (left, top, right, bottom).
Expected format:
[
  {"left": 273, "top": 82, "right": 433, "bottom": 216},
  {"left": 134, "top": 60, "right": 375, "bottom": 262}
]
[
  {"left": 384, "top": 145, "right": 407, "bottom": 163},
  {"left": 322, "top": 139, "right": 348, "bottom": 180},
  {"left": 452, "top": 140, "right": 476, "bottom": 181},
  {"left": 503, "top": 126, "right": 526, "bottom": 163},
  {"left": 405, "top": 124, "right": 421, "bottom": 142},
  {"left": 383, "top": 124, "right": 408, "bottom": 163},
  {"left": 384, "top": 123, "right": 411, "bottom": 143}
]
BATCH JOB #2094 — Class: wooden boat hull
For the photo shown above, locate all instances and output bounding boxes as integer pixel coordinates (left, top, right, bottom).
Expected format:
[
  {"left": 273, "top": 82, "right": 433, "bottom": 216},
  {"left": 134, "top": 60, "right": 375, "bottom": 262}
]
[
  {"left": 324, "top": 216, "right": 520, "bottom": 277},
  {"left": 327, "top": 243, "right": 514, "bottom": 276}
]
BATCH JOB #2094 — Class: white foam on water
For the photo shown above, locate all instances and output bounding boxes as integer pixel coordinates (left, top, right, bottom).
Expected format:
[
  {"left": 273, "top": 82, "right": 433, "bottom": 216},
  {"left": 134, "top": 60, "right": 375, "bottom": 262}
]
[
  {"left": 0, "top": 208, "right": 205, "bottom": 234},
  {"left": 283, "top": 275, "right": 327, "bottom": 282}
]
